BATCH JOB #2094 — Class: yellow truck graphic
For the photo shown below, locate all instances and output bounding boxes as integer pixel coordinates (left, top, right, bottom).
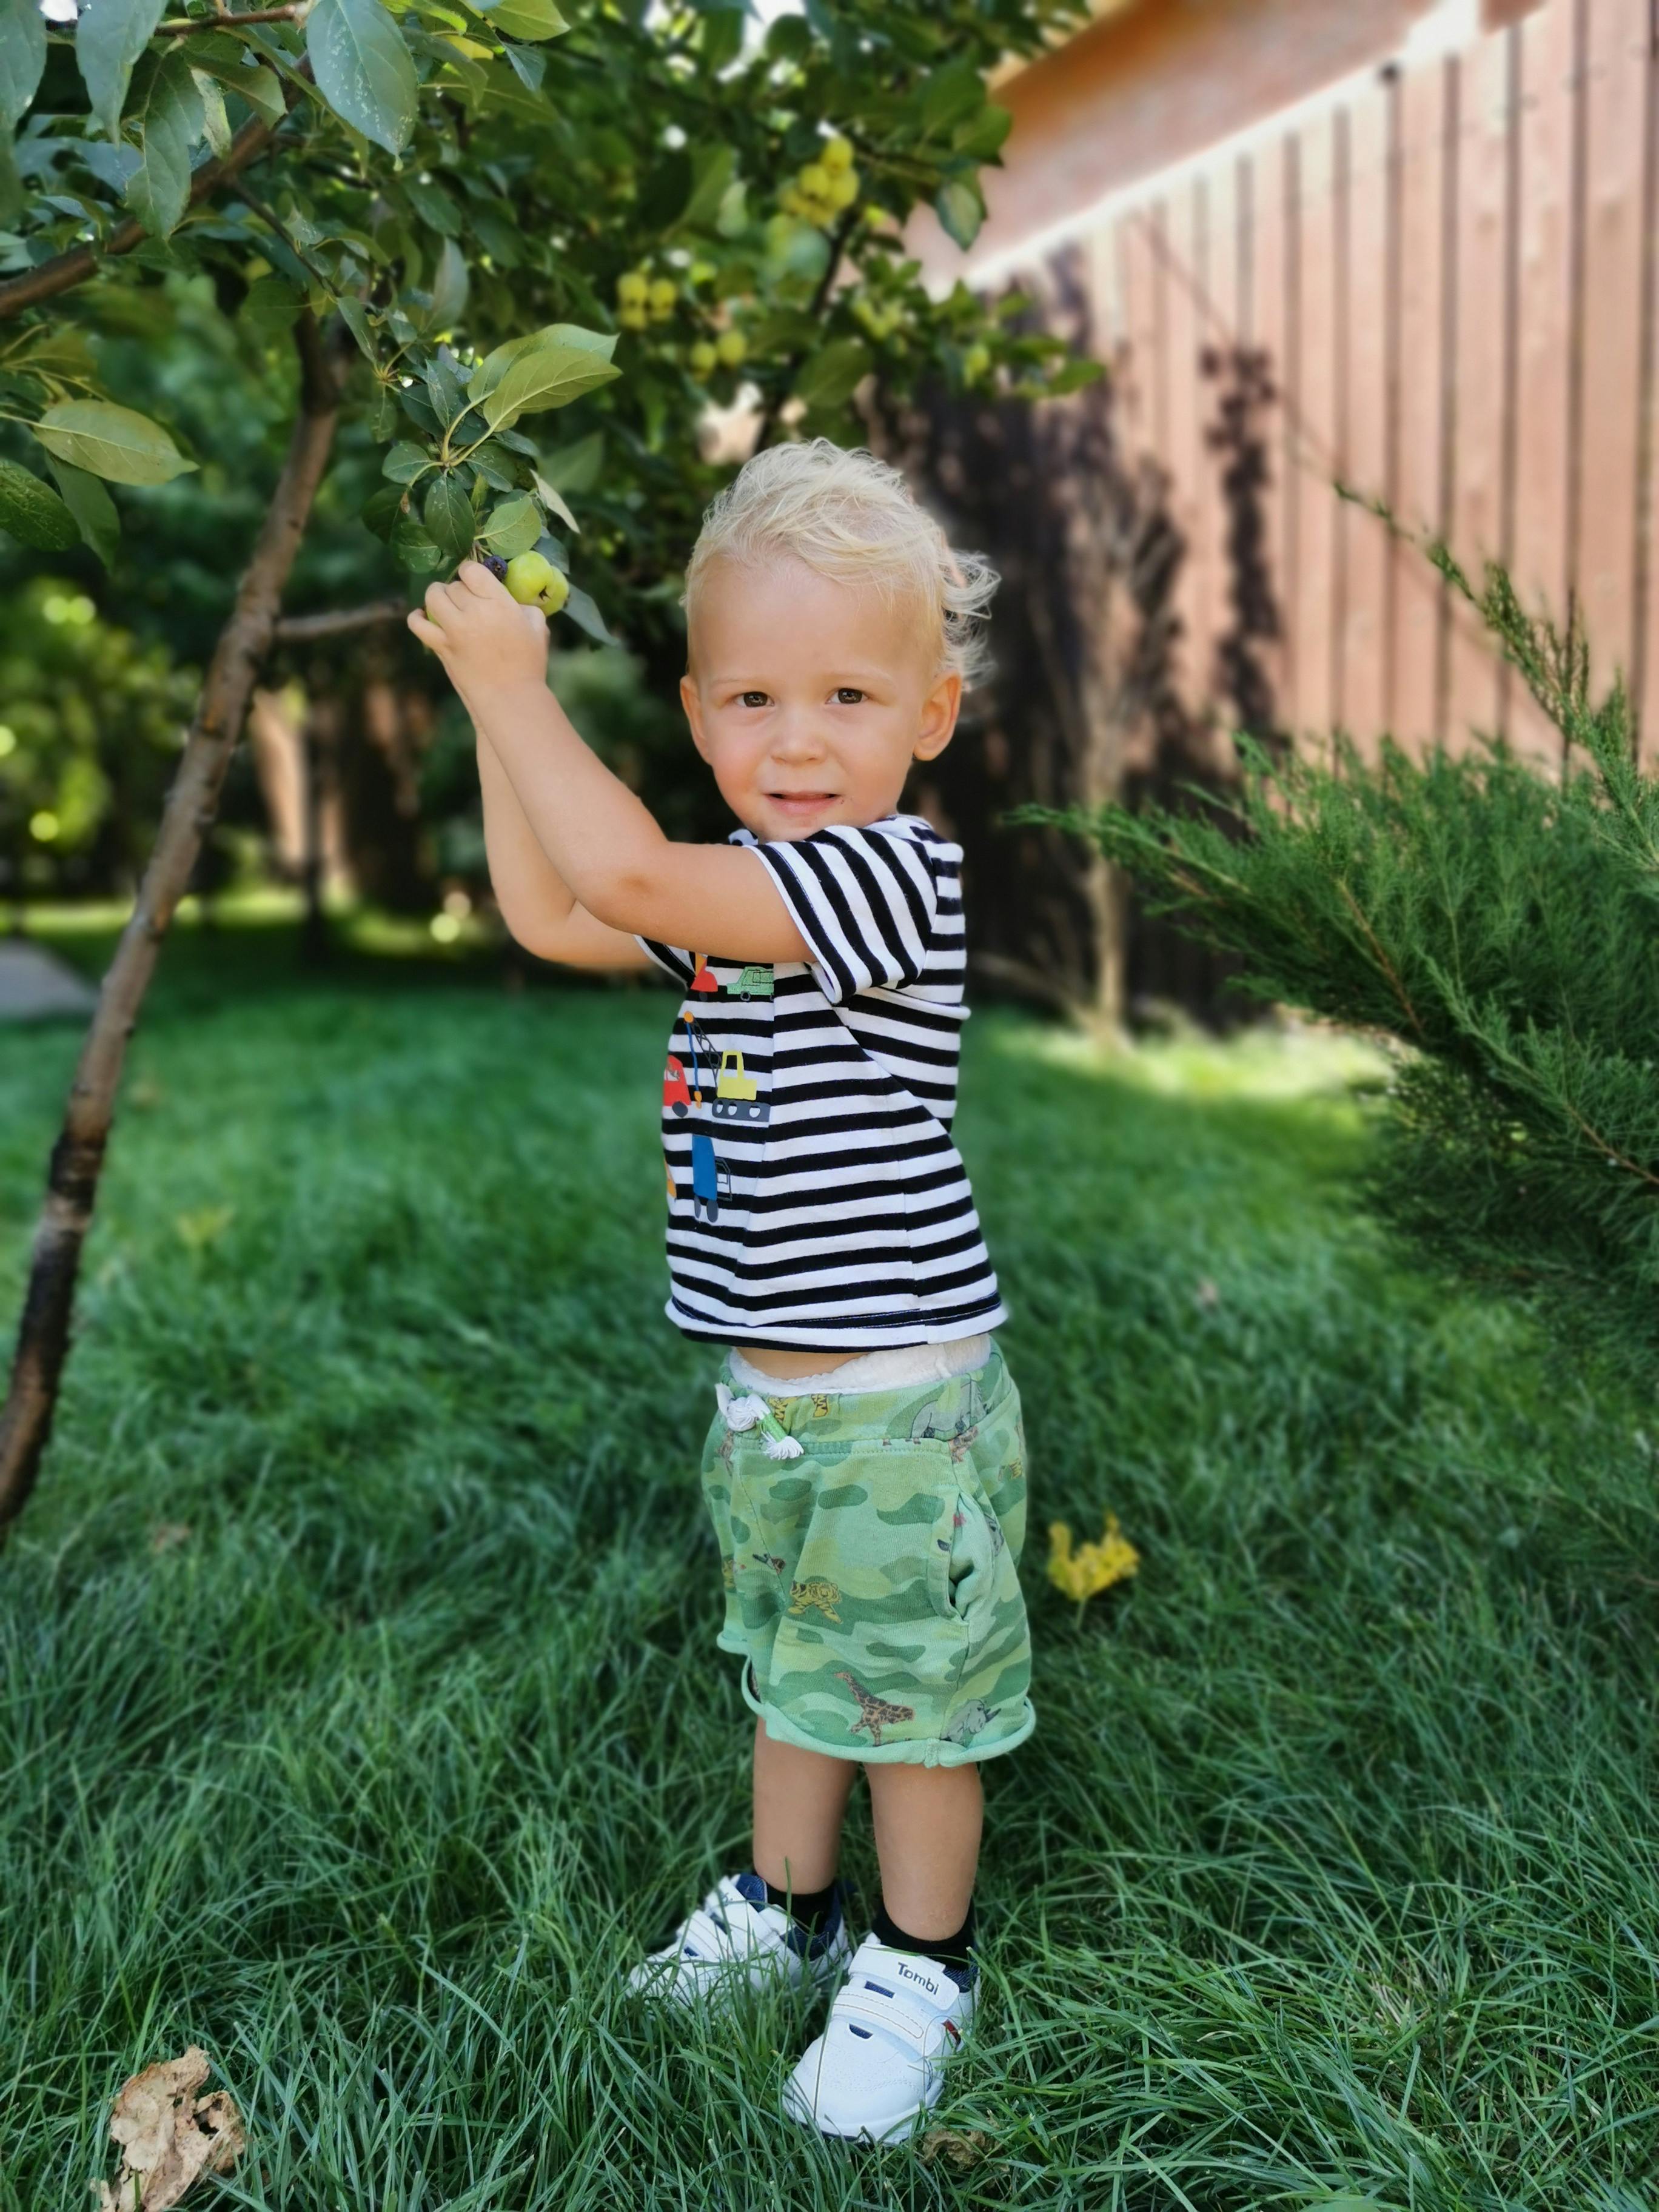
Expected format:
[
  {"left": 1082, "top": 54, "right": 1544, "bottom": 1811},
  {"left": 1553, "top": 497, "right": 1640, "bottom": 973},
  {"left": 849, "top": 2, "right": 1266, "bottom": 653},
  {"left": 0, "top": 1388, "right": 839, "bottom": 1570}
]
[{"left": 712, "top": 1049, "right": 768, "bottom": 1126}]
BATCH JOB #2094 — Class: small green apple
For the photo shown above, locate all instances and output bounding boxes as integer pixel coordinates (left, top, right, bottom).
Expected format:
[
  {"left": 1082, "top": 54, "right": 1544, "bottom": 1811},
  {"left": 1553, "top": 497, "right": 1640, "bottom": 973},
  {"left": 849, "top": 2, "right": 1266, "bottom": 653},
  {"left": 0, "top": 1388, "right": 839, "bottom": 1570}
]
[{"left": 504, "top": 552, "right": 571, "bottom": 614}]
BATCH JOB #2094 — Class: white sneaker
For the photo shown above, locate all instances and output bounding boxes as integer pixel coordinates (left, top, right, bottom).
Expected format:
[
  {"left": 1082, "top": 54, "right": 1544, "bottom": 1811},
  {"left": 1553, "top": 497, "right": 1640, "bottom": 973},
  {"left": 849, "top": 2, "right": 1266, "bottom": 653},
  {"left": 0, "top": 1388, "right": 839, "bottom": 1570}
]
[
  {"left": 625, "top": 1872, "right": 851, "bottom": 2009},
  {"left": 782, "top": 1934, "right": 977, "bottom": 2142}
]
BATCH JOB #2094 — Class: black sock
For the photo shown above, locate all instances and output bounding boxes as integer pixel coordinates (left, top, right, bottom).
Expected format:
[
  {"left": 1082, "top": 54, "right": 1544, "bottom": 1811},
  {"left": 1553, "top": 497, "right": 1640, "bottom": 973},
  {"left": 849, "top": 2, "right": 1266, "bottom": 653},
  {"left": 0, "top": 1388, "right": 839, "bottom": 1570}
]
[
  {"left": 762, "top": 1874, "right": 840, "bottom": 1934},
  {"left": 871, "top": 1895, "right": 977, "bottom": 1980}
]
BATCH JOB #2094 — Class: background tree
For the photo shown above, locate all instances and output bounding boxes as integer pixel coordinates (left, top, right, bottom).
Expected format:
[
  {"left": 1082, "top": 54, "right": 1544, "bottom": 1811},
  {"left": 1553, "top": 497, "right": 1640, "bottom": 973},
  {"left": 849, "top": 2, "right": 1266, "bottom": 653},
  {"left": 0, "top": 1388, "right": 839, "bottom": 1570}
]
[
  {"left": 0, "top": 0, "right": 1097, "bottom": 1533},
  {"left": 1044, "top": 548, "right": 1659, "bottom": 1386}
]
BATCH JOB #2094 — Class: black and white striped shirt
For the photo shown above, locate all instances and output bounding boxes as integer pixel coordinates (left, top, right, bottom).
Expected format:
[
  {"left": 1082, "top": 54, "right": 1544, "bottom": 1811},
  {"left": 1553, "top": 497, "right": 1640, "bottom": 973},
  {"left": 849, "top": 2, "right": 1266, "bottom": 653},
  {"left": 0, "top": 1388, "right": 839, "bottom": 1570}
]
[{"left": 638, "top": 813, "right": 1007, "bottom": 1350}]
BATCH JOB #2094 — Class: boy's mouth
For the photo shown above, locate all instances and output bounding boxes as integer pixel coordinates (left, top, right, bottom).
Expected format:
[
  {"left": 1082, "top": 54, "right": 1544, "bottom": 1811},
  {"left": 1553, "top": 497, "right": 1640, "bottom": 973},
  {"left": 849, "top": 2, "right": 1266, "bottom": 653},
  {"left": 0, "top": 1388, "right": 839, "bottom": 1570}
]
[{"left": 766, "top": 790, "right": 837, "bottom": 813}]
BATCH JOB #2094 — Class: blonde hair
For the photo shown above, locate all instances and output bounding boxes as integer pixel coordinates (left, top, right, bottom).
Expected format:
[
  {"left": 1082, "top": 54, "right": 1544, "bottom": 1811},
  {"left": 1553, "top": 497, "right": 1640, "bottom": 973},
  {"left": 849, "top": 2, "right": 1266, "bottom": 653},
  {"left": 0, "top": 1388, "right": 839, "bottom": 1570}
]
[{"left": 683, "top": 438, "right": 998, "bottom": 688}]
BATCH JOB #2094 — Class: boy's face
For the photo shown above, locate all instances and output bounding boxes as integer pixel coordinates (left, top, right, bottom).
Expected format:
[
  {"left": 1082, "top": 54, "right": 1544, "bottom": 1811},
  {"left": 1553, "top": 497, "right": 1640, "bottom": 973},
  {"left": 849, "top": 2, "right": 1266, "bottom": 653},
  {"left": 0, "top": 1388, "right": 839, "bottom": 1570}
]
[{"left": 679, "top": 555, "right": 962, "bottom": 843}]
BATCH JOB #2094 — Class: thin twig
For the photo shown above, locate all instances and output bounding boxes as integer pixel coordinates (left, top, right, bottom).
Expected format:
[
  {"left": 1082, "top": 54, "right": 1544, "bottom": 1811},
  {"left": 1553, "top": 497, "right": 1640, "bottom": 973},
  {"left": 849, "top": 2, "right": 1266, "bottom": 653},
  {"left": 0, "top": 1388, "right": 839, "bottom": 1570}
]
[
  {"left": 272, "top": 597, "right": 407, "bottom": 643},
  {"left": 155, "top": 4, "right": 307, "bottom": 28}
]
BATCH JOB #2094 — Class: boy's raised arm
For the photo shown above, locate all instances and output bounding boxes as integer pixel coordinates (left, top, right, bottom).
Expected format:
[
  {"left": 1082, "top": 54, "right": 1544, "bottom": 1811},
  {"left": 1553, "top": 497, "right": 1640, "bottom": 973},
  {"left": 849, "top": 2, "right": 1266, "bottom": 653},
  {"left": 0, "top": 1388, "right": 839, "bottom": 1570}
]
[
  {"left": 475, "top": 724, "right": 650, "bottom": 969},
  {"left": 413, "top": 562, "right": 811, "bottom": 966}
]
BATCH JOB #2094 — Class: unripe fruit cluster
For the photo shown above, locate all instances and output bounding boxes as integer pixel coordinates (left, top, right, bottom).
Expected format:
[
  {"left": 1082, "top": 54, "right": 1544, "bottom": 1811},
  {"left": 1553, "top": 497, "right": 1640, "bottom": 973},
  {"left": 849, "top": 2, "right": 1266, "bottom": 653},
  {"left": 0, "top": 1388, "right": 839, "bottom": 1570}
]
[
  {"left": 689, "top": 329, "right": 748, "bottom": 382},
  {"left": 484, "top": 549, "right": 569, "bottom": 614},
  {"left": 780, "top": 133, "right": 859, "bottom": 226},
  {"left": 852, "top": 295, "right": 904, "bottom": 343},
  {"left": 615, "top": 266, "right": 679, "bottom": 332}
]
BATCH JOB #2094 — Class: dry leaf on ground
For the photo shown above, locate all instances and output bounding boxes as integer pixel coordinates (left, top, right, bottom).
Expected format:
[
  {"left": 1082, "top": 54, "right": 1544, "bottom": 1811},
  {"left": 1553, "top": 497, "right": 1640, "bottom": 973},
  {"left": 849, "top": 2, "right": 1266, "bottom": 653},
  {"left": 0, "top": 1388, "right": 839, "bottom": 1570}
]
[
  {"left": 95, "top": 2046, "right": 245, "bottom": 2211},
  {"left": 918, "top": 2125, "right": 993, "bottom": 2170}
]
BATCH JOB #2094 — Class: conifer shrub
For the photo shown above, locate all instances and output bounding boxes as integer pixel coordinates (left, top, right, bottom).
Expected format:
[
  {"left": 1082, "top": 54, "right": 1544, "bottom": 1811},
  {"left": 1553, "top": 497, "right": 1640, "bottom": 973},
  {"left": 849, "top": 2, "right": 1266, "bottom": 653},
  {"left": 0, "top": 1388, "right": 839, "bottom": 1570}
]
[{"left": 1033, "top": 551, "right": 1659, "bottom": 1379}]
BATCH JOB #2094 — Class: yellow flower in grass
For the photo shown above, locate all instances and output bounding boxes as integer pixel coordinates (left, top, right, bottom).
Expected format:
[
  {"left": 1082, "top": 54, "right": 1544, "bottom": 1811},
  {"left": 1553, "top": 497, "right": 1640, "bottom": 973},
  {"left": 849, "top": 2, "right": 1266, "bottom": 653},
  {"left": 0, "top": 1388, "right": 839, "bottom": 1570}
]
[{"left": 1047, "top": 1513, "right": 1139, "bottom": 1605}]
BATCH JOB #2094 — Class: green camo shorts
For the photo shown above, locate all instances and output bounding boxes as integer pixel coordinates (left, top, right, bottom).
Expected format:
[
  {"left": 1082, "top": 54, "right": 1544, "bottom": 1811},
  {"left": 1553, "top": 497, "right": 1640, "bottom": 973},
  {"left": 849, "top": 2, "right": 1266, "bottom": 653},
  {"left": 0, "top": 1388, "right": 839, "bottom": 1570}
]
[{"left": 698, "top": 1342, "right": 1035, "bottom": 1768}]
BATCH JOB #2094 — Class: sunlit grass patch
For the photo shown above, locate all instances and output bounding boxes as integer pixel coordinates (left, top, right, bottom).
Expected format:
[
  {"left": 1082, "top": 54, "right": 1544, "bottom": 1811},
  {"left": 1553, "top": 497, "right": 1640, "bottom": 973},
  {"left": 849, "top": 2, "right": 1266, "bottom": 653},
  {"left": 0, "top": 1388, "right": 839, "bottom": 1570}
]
[{"left": 1, "top": 949, "right": 1653, "bottom": 2210}]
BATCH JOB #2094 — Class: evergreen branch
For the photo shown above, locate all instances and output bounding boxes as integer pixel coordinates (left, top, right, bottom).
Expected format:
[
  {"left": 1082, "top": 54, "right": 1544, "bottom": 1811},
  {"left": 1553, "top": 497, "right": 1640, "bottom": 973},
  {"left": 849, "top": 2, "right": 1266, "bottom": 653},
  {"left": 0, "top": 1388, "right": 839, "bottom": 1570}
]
[{"left": 1334, "top": 880, "right": 1424, "bottom": 1041}]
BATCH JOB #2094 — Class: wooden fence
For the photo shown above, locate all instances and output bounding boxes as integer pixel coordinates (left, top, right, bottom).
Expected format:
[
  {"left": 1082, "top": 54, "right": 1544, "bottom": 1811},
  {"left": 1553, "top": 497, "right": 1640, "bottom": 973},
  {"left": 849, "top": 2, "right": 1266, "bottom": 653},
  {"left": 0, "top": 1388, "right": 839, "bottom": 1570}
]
[{"left": 1061, "top": 0, "right": 1659, "bottom": 767}]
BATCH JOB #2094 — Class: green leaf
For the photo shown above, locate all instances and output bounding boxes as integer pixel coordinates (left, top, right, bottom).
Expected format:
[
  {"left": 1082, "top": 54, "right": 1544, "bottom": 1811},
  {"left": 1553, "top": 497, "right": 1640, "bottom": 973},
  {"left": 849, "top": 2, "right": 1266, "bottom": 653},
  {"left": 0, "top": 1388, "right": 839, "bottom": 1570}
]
[
  {"left": 241, "top": 273, "right": 301, "bottom": 335},
  {"left": 361, "top": 483, "right": 403, "bottom": 541},
  {"left": 503, "top": 42, "right": 545, "bottom": 92},
  {"left": 468, "top": 439, "right": 521, "bottom": 492},
  {"left": 124, "top": 50, "right": 203, "bottom": 240},
  {"left": 190, "top": 67, "right": 232, "bottom": 157},
  {"left": 478, "top": 0, "right": 566, "bottom": 39},
  {"left": 638, "top": 149, "right": 691, "bottom": 232},
  {"left": 678, "top": 141, "right": 734, "bottom": 232},
  {"left": 403, "top": 172, "right": 460, "bottom": 235},
  {"left": 0, "top": 132, "right": 19, "bottom": 226},
  {"left": 424, "top": 355, "right": 467, "bottom": 426},
  {"left": 391, "top": 508, "right": 444, "bottom": 574},
  {"left": 1045, "top": 357, "right": 1104, "bottom": 397},
  {"left": 306, "top": 0, "right": 417, "bottom": 155},
  {"left": 0, "top": 0, "right": 47, "bottom": 134},
  {"left": 483, "top": 331, "right": 620, "bottom": 429},
  {"left": 32, "top": 399, "right": 196, "bottom": 485},
  {"left": 423, "top": 472, "right": 475, "bottom": 558},
  {"left": 537, "top": 429, "right": 602, "bottom": 493},
  {"left": 76, "top": 0, "right": 169, "bottom": 139},
  {"left": 382, "top": 440, "right": 432, "bottom": 483},
  {"left": 46, "top": 455, "right": 119, "bottom": 568},
  {"left": 478, "top": 491, "right": 542, "bottom": 557},
  {"left": 336, "top": 295, "right": 377, "bottom": 361},
  {"left": 934, "top": 177, "right": 984, "bottom": 251},
  {"left": 427, "top": 235, "right": 468, "bottom": 330},
  {"left": 919, "top": 56, "right": 984, "bottom": 139},
  {"left": 531, "top": 471, "right": 578, "bottom": 535},
  {"left": 561, "top": 582, "right": 614, "bottom": 646},
  {"left": 792, "top": 336, "right": 870, "bottom": 411},
  {"left": 184, "top": 41, "right": 286, "bottom": 128},
  {"left": 953, "top": 102, "right": 1011, "bottom": 159},
  {"left": 0, "top": 455, "right": 79, "bottom": 551}
]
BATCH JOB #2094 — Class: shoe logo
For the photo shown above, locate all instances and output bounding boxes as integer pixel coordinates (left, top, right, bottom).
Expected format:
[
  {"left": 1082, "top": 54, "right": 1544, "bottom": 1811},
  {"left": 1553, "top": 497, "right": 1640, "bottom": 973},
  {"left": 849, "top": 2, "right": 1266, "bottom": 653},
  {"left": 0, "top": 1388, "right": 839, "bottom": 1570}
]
[{"left": 895, "top": 1962, "right": 940, "bottom": 1991}]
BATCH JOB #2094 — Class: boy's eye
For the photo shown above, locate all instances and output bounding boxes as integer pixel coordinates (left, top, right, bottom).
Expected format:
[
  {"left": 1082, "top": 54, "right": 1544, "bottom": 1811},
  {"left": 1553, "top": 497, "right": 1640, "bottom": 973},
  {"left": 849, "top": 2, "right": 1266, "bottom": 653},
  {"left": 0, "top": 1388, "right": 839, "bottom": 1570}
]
[
  {"left": 737, "top": 691, "right": 769, "bottom": 708},
  {"left": 833, "top": 687, "right": 865, "bottom": 705}
]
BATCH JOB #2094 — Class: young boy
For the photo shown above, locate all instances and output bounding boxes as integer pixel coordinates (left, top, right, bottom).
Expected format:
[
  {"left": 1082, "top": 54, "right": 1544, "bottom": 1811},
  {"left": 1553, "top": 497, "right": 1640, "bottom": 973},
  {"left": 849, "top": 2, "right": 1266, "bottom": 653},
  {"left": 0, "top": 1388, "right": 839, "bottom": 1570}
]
[{"left": 409, "top": 439, "right": 1034, "bottom": 2145}]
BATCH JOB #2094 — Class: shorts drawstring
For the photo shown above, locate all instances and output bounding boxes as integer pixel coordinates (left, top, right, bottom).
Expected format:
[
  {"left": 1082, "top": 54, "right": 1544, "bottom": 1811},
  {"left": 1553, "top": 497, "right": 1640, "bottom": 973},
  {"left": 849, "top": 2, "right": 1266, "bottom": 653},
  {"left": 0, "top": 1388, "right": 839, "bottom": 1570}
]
[{"left": 716, "top": 1381, "right": 805, "bottom": 1460}]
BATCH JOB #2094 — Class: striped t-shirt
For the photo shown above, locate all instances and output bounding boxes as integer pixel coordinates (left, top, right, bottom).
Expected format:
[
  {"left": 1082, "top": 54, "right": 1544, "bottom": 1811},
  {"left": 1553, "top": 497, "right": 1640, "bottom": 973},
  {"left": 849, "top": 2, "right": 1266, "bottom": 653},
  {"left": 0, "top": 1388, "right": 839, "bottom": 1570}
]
[{"left": 638, "top": 812, "right": 1007, "bottom": 1351}]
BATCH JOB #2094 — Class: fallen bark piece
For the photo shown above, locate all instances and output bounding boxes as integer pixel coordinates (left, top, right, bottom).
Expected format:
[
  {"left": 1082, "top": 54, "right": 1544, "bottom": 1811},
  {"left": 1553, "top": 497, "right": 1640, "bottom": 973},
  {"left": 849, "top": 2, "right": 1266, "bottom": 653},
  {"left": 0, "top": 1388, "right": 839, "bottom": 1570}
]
[{"left": 95, "top": 2047, "right": 246, "bottom": 2211}]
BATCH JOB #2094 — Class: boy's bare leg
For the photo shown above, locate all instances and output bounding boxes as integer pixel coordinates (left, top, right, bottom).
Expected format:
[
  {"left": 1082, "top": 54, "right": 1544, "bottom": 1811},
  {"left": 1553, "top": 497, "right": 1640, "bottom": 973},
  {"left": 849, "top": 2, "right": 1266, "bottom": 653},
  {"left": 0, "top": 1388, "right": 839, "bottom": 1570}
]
[
  {"left": 866, "top": 1763, "right": 983, "bottom": 1940},
  {"left": 752, "top": 1718, "right": 858, "bottom": 1895}
]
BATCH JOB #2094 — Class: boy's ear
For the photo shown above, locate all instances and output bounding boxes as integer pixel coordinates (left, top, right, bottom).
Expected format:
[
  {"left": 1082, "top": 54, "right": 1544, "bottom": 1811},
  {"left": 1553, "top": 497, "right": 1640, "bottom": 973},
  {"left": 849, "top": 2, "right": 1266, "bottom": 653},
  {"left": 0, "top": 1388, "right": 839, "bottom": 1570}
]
[
  {"left": 912, "top": 671, "right": 962, "bottom": 763},
  {"left": 680, "top": 672, "right": 713, "bottom": 763}
]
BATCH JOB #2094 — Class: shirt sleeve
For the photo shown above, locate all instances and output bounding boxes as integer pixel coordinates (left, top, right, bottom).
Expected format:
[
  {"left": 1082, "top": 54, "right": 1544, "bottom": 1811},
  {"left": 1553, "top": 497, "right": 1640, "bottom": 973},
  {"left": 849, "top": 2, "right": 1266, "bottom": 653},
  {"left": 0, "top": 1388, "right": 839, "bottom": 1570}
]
[
  {"left": 634, "top": 937, "right": 695, "bottom": 986},
  {"left": 747, "top": 823, "right": 940, "bottom": 1002}
]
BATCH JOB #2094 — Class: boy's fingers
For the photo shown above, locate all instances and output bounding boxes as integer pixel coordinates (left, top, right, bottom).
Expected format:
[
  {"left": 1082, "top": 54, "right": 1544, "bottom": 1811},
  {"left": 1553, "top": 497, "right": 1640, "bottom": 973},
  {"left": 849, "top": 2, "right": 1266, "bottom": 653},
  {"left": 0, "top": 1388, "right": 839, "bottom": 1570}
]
[
  {"left": 423, "top": 578, "right": 458, "bottom": 623},
  {"left": 407, "top": 609, "right": 447, "bottom": 653},
  {"left": 456, "top": 558, "right": 503, "bottom": 597}
]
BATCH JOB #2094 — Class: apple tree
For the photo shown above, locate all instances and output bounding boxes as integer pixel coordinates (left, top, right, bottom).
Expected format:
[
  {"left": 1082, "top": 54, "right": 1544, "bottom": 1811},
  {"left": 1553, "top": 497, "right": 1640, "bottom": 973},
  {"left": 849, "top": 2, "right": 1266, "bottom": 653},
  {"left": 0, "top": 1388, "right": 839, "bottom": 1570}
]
[{"left": 0, "top": 0, "right": 1096, "bottom": 1532}]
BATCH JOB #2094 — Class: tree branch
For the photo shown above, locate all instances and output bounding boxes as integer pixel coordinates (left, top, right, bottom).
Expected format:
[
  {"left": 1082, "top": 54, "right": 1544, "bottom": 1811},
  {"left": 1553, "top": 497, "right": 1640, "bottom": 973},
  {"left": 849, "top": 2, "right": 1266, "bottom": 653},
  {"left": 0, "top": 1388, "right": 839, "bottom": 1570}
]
[
  {"left": 272, "top": 597, "right": 407, "bottom": 643},
  {"left": 754, "top": 206, "right": 863, "bottom": 454},
  {"left": 155, "top": 4, "right": 307, "bottom": 27},
  {"left": 0, "top": 312, "right": 351, "bottom": 1541},
  {"left": 0, "top": 64, "right": 311, "bottom": 324}
]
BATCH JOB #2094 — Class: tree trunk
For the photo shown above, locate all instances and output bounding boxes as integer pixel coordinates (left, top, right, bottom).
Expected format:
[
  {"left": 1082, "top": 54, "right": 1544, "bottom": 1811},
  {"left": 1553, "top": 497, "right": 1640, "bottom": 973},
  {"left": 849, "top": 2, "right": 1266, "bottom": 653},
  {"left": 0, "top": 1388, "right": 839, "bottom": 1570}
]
[{"left": 0, "top": 313, "right": 350, "bottom": 1539}]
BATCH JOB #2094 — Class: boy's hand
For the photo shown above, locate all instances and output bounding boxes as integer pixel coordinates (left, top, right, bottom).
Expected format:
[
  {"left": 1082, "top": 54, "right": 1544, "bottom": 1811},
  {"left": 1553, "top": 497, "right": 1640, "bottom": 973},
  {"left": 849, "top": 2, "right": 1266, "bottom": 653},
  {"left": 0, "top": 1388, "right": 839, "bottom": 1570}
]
[{"left": 407, "top": 560, "right": 548, "bottom": 695}]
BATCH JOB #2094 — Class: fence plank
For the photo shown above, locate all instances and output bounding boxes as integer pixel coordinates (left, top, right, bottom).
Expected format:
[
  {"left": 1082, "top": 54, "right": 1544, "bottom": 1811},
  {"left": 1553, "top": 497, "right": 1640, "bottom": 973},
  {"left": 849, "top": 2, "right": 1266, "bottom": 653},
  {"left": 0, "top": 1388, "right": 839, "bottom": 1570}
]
[
  {"left": 1342, "top": 77, "right": 1394, "bottom": 748},
  {"left": 1159, "top": 179, "right": 1209, "bottom": 723},
  {"left": 1507, "top": 0, "right": 1577, "bottom": 764},
  {"left": 1289, "top": 110, "right": 1338, "bottom": 739},
  {"left": 1394, "top": 55, "right": 1449, "bottom": 746},
  {"left": 1447, "top": 21, "right": 1517, "bottom": 746},
  {"left": 1575, "top": 0, "right": 1646, "bottom": 706}
]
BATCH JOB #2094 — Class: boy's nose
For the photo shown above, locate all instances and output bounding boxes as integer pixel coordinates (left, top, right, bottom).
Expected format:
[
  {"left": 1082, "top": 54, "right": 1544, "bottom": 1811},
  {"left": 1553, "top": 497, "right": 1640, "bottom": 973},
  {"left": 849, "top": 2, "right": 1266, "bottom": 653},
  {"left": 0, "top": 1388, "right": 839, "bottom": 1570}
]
[{"left": 770, "top": 716, "right": 828, "bottom": 760}]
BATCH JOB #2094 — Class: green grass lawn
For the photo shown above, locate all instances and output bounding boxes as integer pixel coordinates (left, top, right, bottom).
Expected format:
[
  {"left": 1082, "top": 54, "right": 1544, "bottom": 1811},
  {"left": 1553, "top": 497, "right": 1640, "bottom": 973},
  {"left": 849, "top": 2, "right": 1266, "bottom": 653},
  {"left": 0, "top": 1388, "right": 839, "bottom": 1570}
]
[{"left": 2, "top": 929, "right": 1655, "bottom": 2211}]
